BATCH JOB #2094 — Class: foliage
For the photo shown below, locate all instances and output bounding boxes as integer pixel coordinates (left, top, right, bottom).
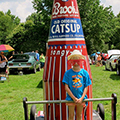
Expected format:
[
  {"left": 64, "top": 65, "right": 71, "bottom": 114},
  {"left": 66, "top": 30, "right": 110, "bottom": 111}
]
[
  {"left": 31, "top": 0, "right": 53, "bottom": 53},
  {"left": 26, "top": 12, "right": 49, "bottom": 54},
  {"left": 6, "top": 10, "right": 20, "bottom": 26},
  {"left": 7, "top": 16, "right": 47, "bottom": 54},
  {"left": 0, "top": 10, "right": 20, "bottom": 44},
  {"left": 77, "top": 0, "right": 115, "bottom": 54},
  {"left": 111, "top": 13, "right": 120, "bottom": 49}
]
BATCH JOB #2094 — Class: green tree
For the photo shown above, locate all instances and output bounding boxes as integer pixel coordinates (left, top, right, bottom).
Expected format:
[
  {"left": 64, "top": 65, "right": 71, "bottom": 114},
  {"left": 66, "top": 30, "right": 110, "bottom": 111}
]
[
  {"left": 78, "top": 0, "right": 114, "bottom": 54},
  {"left": 31, "top": 0, "right": 53, "bottom": 53},
  {"left": 7, "top": 23, "right": 25, "bottom": 52},
  {"left": 6, "top": 9, "right": 20, "bottom": 25},
  {"left": 111, "top": 13, "right": 120, "bottom": 49},
  {"left": 7, "top": 19, "right": 47, "bottom": 53},
  {"left": 0, "top": 11, "right": 13, "bottom": 44},
  {"left": 26, "top": 11, "right": 50, "bottom": 54},
  {"left": 0, "top": 10, "right": 20, "bottom": 44}
]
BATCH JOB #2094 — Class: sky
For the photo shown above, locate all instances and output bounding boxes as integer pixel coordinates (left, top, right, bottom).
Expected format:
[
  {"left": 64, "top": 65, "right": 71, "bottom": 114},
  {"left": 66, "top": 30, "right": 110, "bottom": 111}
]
[
  {"left": 0, "top": 0, "right": 120, "bottom": 23},
  {"left": 0, "top": 0, "right": 35, "bottom": 22},
  {"left": 100, "top": 0, "right": 120, "bottom": 16}
]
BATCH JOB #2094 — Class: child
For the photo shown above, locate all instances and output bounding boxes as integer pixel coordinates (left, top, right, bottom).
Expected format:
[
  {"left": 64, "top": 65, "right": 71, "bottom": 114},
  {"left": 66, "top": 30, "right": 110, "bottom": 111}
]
[{"left": 62, "top": 50, "right": 92, "bottom": 120}]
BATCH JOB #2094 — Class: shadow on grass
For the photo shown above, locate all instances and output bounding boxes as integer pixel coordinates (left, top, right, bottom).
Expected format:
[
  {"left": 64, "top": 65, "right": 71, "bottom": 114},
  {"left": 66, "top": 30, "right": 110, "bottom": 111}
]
[
  {"left": 110, "top": 73, "right": 120, "bottom": 80},
  {"left": 9, "top": 71, "right": 36, "bottom": 75},
  {"left": 102, "top": 69, "right": 120, "bottom": 80},
  {"left": 37, "top": 80, "right": 43, "bottom": 88},
  {"left": 102, "top": 69, "right": 111, "bottom": 72}
]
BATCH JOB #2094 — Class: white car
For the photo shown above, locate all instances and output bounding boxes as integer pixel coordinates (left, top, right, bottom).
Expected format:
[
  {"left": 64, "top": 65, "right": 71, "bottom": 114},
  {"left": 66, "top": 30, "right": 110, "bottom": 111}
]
[{"left": 105, "top": 50, "right": 120, "bottom": 71}]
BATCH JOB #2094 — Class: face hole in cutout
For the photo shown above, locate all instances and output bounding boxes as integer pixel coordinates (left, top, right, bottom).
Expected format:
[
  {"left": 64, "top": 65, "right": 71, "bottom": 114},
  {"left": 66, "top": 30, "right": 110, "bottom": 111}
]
[{"left": 68, "top": 58, "right": 86, "bottom": 68}]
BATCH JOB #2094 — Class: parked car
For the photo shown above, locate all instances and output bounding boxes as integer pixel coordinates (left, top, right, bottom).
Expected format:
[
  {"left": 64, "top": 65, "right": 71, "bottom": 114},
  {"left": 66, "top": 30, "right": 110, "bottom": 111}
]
[
  {"left": 116, "top": 56, "right": 120, "bottom": 75},
  {"left": 8, "top": 52, "right": 41, "bottom": 74},
  {"left": 105, "top": 50, "right": 120, "bottom": 71}
]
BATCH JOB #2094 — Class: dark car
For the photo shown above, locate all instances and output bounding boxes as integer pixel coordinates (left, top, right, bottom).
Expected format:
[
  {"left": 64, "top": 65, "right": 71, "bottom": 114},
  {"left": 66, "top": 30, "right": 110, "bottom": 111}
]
[{"left": 8, "top": 52, "right": 41, "bottom": 74}]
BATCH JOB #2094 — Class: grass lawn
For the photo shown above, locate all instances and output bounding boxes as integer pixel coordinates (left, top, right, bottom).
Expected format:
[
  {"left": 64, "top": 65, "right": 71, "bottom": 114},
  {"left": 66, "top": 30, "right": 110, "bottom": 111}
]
[
  {"left": 0, "top": 69, "right": 44, "bottom": 120},
  {"left": 91, "top": 65, "right": 120, "bottom": 120},
  {"left": 0, "top": 65, "right": 120, "bottom": 120}
]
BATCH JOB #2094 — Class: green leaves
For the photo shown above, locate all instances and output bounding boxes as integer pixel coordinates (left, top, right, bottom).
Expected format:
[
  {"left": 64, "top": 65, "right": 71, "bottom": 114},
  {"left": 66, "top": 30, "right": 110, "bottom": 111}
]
[
  {"left": 78, "top": 0, "right": 115, "bottom": 53},
  {"left": 0, "top": 10, "right": 20, "bottom": 44}
]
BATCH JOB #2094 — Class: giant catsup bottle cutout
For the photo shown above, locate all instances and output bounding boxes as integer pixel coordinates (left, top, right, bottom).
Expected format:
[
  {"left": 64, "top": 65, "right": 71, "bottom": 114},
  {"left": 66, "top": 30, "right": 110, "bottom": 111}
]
[{"left": 43, "top": 0, "right": 92, "bottom": 120}]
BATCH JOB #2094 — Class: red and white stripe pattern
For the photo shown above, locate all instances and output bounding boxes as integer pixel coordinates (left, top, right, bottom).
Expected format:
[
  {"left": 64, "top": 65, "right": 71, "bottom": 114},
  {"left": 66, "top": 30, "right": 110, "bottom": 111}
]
[
  {"left": 43, "top": 0, "right": 93, "bottom": 119},
  {"left": 43, "top": 44, "right": 92, "bottom": 120}
]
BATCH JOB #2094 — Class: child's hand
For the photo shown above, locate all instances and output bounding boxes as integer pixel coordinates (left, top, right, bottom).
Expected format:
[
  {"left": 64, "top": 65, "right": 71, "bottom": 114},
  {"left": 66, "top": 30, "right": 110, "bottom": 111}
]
[
  {"left": 73, "top": 97, "right": 79, "bottom": 103},
  {"left": 77, "top": 98, "right": 83, "bottom": 104}
]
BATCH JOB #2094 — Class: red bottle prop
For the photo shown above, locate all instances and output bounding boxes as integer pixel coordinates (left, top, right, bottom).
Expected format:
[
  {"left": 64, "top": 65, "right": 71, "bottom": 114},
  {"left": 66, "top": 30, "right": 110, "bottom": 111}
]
[{"left": 43, "top": 0, "right": 93, "bottom": 119}]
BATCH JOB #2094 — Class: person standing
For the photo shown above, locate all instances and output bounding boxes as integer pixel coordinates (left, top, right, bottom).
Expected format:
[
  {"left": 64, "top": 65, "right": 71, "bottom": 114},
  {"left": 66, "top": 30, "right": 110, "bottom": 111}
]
[
  {"left": 100, "top": 52, "right": 104, "bottom": 66},
  {"left": 0, "top": 52, "right": 8, "bottom": 73},
  {"left": 35, "top": 50, "right": 39, "bottom": 61},
  {"left": 21, "top": 51, "right": 23, "bottom": 54},
  {"left": 62, "top": 50, "right": 92, "bottom": 120},
  {"left": 95, "top": 53, "right": 98, "bottom": 65},
  {"left": 40, "top": 53, "right": 45, "bottom": 68},
  {"left": 96, "top": 54, "right": 102, "bottom": 67},
  {"left": 8, "top": 51, "right": 15, "bottom": 61}
]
